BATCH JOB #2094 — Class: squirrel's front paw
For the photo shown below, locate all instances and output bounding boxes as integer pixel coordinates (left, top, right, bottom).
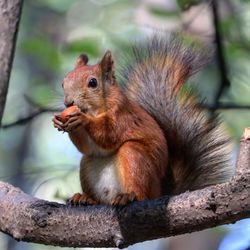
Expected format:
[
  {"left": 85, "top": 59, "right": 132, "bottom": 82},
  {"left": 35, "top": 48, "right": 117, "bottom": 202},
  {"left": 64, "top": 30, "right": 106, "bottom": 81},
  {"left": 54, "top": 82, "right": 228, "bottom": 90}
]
[
  {"left": 111, "top": 192, "right": 137, "bottom": 206},
  {"left": 67, "top": 192, "right": 98, "bottom": 206},
  {"left": 52, "top": 115, "right": 64, "bottom": 131},
  {"left": 63, "top": 112, "right": 88, "bottom": 132}
]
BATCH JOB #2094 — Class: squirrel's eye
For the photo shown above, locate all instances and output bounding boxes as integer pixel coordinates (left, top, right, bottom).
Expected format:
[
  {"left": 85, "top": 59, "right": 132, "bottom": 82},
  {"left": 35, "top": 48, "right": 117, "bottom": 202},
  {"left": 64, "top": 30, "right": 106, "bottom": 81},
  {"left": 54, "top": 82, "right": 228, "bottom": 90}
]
[{"left": 88, "top": 78, "right": 98, "bottom": 88}]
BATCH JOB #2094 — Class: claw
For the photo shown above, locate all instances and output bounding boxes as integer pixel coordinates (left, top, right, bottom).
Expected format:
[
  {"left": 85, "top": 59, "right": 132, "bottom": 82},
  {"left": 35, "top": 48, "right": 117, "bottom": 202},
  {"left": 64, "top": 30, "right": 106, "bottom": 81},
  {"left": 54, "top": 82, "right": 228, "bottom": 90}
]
[
  {"left": 68, "top": 110, "right": 81, "bottom": 117},
  {"left": 62, "top": 113, "right": 88, "bottom": 132},
  {"left": 52, "top": 115, "right": 65, "bottom": 131},
  {"left": 111, "top": 192, "right": 137, "bottom": 206},
  {"left": 67, "top": 193, "right": 98, "bottom": 206}
]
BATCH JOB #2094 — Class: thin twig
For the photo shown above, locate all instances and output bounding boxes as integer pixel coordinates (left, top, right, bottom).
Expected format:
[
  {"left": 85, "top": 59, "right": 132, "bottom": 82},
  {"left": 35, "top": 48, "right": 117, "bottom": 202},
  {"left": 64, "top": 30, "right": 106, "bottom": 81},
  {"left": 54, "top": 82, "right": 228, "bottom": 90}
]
[
  {"left": 1, "top": 95, "right": 61, "bottom": 129},
  {"left": 3, "top": 102, "right": 250, "bottom": 129},
  {"left": 1, "top": 108, "right": 61, "bottom": 129},
  {"left": 210, "top": 0, "right": 230, "bottom": 105},
  {"left": 203, "top": 103, "right": 250, "bottom": 111}
]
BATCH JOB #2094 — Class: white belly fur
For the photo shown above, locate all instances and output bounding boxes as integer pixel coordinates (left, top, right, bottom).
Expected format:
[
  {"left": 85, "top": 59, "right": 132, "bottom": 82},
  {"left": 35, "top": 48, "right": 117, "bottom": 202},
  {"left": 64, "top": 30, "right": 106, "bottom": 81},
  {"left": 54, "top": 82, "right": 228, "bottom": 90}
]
[{"left": 82, "top": 155, "right": 122, "bottom": 204}]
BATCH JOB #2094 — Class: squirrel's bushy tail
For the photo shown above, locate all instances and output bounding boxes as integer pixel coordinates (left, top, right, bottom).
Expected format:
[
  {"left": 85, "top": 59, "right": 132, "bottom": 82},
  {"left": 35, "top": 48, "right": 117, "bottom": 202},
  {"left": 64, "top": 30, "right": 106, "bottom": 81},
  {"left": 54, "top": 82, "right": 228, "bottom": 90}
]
[{"left": 121, "top": 34, "right": 233, "bottom": 194}]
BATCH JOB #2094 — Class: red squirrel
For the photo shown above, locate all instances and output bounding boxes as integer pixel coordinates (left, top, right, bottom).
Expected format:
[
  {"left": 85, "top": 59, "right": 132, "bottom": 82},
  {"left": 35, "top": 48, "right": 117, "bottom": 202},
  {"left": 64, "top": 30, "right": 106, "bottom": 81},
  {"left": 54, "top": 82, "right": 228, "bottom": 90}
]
[{"left": 53, "top": 35, "right": 233, "bottom": 206}]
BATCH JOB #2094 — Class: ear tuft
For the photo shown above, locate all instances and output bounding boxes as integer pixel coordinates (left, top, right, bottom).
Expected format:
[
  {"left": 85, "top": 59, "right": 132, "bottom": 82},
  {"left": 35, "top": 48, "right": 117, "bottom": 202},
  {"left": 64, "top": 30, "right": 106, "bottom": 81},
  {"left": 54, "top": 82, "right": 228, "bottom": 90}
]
[{"left": 75, "top": 54, "right": 89, "bottom": 68}]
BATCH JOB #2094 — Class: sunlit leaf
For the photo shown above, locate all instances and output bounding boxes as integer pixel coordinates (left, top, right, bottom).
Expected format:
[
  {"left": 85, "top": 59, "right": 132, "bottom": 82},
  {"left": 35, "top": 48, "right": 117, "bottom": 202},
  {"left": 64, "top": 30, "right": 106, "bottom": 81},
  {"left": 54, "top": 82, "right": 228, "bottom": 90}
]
[
  {"left": 63, "top": 38, "right": 101, "bottom": 57},
  {"left": 21, "top": 37, "right": 61, "bottom": 71},
  {"left": 148, "top": 7, "right": 179, "bottom": 18},
  {"left": 177, "top": 0, "right": 203, "bottom": 10},
  {"left": 35, "top": 0, "right": 75, "bottom": 13}
]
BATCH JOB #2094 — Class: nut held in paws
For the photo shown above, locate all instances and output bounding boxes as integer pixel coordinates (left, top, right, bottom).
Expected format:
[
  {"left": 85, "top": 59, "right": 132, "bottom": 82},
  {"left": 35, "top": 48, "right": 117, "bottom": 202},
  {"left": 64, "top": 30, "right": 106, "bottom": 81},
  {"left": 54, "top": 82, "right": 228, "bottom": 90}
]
[{"left": 60, "top": 105, "right": 79, "bottom": 122}]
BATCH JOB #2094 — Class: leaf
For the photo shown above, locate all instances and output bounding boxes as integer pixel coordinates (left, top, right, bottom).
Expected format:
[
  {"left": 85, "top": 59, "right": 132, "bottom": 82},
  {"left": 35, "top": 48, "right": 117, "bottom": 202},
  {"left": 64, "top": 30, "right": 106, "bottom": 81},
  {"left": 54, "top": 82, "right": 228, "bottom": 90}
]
[
  {"left": 35, "top": 0, "right": 75, "bottom": 13},
  {"left": 148, "top": 7, "right": 179, "bottom": 18},
  {"left": 63, "top": 38, "right": 101, "bottom": 58},
  {"left": 176, "top": 0, "right": 203, "bottom": 10},
  {"left": 21, "top": 37, "right": 61, "bottom": 71}
]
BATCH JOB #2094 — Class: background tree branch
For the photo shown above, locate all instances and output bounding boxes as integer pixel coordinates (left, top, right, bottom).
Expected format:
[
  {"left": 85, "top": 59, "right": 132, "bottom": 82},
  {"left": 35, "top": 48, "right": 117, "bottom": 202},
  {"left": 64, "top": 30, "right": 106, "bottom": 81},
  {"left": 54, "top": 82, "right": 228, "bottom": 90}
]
[
  {"left": 1, "top": 95, "right": 60, "bottom": 129},
  {"left": 211, "top": 0, "right": 231, "bottom": 106},
  {"left": 3, "top": 100, "right": 250, "bottom": 129},
  {"left": 0, "top": 128, "right": 249, "bottom": 249},
  {"left": 0, "top": 0, "right": 23, "bottom": 126}
]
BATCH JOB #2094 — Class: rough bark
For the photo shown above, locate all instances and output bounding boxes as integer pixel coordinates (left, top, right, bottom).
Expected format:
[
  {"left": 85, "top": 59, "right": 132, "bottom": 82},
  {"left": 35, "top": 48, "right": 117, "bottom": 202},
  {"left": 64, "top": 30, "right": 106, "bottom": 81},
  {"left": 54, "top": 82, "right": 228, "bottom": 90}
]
[
  {"left": 0, "top": 128, "right": 249, "bottom": 248},
  {"left": 0, "top": 0, "right": 23, "bottom": 126}
]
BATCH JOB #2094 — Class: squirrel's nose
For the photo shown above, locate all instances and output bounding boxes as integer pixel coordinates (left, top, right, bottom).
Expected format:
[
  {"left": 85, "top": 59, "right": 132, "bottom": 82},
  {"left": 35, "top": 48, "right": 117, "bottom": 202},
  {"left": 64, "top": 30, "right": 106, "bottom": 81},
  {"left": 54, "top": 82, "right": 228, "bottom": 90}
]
[{"left": 64, "top": 100, "right": 74, "bottom": 107}]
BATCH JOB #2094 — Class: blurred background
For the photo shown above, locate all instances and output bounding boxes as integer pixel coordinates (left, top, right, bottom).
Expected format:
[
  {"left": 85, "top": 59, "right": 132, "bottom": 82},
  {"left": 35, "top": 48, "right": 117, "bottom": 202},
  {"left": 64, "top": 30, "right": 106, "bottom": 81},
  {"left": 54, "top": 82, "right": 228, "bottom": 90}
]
[{"left": 1, "top": 0, "right": 250, "bottom": 249}]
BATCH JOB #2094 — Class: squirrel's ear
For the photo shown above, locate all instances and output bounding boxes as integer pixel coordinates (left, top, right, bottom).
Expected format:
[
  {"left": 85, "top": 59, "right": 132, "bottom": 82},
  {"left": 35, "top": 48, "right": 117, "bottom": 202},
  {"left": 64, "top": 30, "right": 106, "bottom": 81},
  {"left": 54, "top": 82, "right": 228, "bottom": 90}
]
[
  {"left": 75, "top": 54, "right": 89, "bottom": 68},
  {"left": 100, "top": 50, "right": 115, "bottom": 81}
]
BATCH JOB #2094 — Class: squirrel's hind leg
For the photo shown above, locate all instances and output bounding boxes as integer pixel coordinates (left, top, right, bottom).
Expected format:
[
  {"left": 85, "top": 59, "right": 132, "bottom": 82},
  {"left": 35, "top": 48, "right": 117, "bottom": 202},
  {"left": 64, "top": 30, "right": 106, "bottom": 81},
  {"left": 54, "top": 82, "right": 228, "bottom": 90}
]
[
  {"left": 116, "top": 141, "right": 162, "bottom": 204},
  {"left": 67, "top": 156, "right": 99, "bottom": 206}
]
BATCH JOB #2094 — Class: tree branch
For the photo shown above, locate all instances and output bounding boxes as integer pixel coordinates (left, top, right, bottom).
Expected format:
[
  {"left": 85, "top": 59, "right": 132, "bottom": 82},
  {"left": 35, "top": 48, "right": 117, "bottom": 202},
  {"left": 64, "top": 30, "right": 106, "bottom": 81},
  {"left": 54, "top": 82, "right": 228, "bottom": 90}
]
[
  {"left": 1, "top": 95, "right": 61, "bottom": 129},
  {"left": 3, "top": 101, "right": 250, "bottom": 129},
  {"left": 0, "top": 128, "right": 250, "bottom": 248},
  {"left": 0, "top": 0, "right": 23, "bottom": 126},
  {"left": 210, "top": 0, "right": 231, "bottom": 104},
  {"left": 202, "top": 103, "right": 250, "bottom": 111},
  {"left": 1, "top": 108, "right": 60, "bottom": 129}
]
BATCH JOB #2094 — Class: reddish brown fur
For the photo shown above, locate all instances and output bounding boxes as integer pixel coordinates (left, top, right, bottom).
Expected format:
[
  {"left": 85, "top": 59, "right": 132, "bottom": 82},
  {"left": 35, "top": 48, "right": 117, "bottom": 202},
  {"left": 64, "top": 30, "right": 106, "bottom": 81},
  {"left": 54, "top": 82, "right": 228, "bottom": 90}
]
[
  {"left": 55, "top": 52, "right": 168, "bottom": 204},
  {"left": 52, "top": 38, "right": 232, "bottom": 205},
  {"left": 82, "top": 91, "right": 168, "bottom": 200},
  {"left": 72, "top": 86, "right": 168, "bottom": 201}
]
